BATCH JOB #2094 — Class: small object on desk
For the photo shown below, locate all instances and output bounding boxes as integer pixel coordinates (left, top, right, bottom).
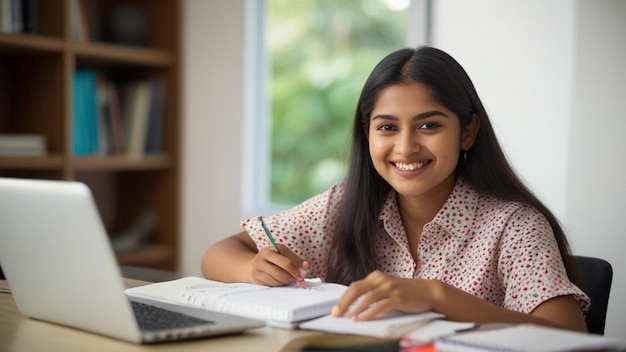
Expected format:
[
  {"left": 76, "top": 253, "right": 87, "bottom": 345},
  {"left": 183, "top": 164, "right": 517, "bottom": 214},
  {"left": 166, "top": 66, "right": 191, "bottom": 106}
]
[
  {"left": 280, "top": 333, "right": 400, "bottom": 352},
  {"left": 401, "top": 319, "right": 476, "bottom": 343}
]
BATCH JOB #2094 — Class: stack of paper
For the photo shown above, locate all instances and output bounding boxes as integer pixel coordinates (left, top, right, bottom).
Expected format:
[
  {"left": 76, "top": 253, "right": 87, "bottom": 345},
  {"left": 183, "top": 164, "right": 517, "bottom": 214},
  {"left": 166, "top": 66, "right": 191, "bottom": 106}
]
[{"left": 0, "top": 134, "right": 47, "bottom": 157}]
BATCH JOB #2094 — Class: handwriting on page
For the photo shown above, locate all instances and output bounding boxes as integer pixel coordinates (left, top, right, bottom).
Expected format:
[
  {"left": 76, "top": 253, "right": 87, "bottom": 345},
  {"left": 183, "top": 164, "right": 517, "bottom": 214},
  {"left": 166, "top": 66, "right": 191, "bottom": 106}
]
[{"left": 184, "top": 280, "right": 345, "bottom": 307}]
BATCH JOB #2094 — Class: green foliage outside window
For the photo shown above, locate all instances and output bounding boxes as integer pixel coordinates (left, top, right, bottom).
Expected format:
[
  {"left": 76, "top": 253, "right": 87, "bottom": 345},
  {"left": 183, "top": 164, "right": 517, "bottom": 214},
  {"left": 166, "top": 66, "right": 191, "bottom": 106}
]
[{"left": 267, "top": 0, "right": 408, "bottom": 204}]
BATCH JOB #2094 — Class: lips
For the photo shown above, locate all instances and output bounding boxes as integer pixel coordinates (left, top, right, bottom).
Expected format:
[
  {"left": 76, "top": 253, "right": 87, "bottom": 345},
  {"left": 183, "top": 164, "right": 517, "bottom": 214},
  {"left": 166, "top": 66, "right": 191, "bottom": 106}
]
[{"left": 394, "top": 161, "right": 429, "bottom": 171}]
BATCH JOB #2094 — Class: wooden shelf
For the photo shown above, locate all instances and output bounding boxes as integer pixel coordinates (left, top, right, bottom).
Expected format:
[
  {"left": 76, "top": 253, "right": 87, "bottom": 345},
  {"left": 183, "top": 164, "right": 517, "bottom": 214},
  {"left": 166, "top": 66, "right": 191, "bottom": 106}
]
[
  {"left": 0, "top": 33, "right": 65, "bottom": 53},
  {"left": 71, "top": 155, "right": 172, "bottom": 171},
  {"left": 0, "top": 0, "right": 181, "bottom": 271},
  {"left": 72, "top": 41, "right": 174, "bottom": 68},
  {"left": 0, "top": 155, "right": 64, "bottom": 169}
]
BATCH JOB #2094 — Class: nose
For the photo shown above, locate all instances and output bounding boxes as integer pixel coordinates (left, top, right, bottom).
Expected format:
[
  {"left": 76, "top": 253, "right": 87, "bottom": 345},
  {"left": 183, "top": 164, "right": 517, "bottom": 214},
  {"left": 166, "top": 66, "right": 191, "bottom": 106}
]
[{"left": 397, "top": 130, "right": 419, "bottom": 156}]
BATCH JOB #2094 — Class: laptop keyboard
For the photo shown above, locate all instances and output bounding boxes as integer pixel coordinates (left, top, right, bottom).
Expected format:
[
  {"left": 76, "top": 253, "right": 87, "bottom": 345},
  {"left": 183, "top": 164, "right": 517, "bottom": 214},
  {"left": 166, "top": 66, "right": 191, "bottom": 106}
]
[{"left": 131, "top": 301, "right": 215, "bottom": 331}]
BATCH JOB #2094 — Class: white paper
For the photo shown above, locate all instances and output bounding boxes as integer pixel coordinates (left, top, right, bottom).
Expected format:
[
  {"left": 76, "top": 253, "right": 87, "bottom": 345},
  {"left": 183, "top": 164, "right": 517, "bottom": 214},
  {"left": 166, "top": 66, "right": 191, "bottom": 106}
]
[
  {"left": 435, "top": 324, "right": 626, "bottom": 352},
  {"left": 299, "top": 311, "right": 444, "bottom": 338}
]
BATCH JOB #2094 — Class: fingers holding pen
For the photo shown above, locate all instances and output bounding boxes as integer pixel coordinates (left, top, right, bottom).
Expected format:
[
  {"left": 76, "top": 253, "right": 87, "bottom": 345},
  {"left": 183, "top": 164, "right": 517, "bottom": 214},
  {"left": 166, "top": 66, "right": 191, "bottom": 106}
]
[
  {"left": 256, "top": 215, "right": 309, "bottom": 288},
  {"left": 248, "top": 246, "right": 309, "bottom": 287},
  {"left": 275, "top": 244, "right": 310, "bottom": 288}
]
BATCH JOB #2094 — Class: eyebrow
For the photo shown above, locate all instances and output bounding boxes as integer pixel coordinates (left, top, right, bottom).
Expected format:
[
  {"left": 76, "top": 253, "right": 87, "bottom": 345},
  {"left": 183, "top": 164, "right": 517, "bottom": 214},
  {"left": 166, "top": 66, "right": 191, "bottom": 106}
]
[{"left": 371, "top": 110, "right": 449, "bottom": 121}]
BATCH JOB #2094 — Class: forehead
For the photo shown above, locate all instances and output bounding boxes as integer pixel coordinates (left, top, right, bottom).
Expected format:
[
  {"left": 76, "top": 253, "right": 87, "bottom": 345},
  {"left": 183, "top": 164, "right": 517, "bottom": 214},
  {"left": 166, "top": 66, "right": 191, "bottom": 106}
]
[{"left": 372, "top": 81, "right": 444, "bottom": 114}]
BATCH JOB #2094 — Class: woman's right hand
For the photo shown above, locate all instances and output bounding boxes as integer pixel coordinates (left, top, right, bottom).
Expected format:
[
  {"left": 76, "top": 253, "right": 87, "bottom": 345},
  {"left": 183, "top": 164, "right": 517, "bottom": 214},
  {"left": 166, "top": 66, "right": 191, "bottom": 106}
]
[
  {"left": 246, "top": 244, "right": 310, "bottom": 287},
  {"left": 201, "top": 231, "right": 309, "bottom": 286}
]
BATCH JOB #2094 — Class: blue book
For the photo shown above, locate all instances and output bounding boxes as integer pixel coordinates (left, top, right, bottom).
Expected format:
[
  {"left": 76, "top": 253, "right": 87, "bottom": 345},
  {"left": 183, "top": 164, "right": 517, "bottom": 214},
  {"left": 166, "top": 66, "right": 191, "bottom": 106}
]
[{"left": 72, "top": 70, "right": 99, "bottom": 155}]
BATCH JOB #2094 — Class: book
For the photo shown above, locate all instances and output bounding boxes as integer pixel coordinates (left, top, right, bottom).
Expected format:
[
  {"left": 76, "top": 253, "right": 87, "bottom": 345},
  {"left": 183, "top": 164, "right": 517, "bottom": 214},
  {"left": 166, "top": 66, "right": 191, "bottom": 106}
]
[
  {"left": 21, "top": 0, "right": 38, "bottom": 34},
  {"left": 298, "top": 311, "right": 444, "bottom": 338},
  {"left": 10, "top": 0, "right": 22, "bottom": 33},
  {"left": 120, "top": 80, "right": 151, "bottom": 156},
  {"left": 1, "top": 0, "right": 13, "bottom": 33},
  {"left": 0, "top": 134, "right": 46, "bottom": 156},
  {"left": 95, "top": 75, "right": 112, "bottom": 155},
  {"left": 124, "top": 276, "right": 348, "bottom": 327},
  {"left": 144, "top": 79, "right": 166, "bottom": 154},
  {"left": 70, "top": 0, "right": 88, "bottom": 41},
  {"left": 72, "top": 69, "right": 99, "bottom": 155},
  {"left": 282, "top": 334, "right": 401, "bottom": 352},
  {"left": 106, "top": 81, "right": 124, "bottom": 154},
  {"left": 434, "top": 324, "right": 626, "bottom": 352}
]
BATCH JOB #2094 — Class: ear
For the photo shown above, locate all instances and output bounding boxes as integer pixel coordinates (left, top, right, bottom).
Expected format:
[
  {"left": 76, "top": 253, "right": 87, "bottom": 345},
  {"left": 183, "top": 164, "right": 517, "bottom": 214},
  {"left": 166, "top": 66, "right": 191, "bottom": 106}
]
[{"left": 461, "top": 114, "right": 480, "bottom": 150}]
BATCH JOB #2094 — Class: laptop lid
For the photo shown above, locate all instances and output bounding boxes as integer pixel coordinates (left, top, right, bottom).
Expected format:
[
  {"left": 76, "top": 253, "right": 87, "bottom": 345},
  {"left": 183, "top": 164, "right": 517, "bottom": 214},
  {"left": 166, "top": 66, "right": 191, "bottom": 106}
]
[{"left": 0, "top": 177, "right": 264, "bottom": 343}]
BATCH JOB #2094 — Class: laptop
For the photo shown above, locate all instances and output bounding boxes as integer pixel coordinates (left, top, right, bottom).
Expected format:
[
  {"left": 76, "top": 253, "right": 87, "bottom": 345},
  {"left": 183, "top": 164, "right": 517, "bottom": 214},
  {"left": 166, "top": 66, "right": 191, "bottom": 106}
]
[{"left": 0, "top": 177, "right": 264, "bottom": 344}]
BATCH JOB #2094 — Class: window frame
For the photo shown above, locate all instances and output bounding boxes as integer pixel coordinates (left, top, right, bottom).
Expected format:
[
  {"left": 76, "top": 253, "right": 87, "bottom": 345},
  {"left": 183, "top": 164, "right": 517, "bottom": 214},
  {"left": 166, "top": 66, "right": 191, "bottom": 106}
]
[{"left": 240, "top": 0, "right": 431, "bottom": 217}]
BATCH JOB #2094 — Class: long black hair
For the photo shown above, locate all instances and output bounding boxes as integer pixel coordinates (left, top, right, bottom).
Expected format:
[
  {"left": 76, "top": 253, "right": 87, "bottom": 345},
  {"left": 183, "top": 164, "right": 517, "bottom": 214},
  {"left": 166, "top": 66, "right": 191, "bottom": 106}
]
[{"left": 326, "top": 46, "right": 579, "bottom": 286}]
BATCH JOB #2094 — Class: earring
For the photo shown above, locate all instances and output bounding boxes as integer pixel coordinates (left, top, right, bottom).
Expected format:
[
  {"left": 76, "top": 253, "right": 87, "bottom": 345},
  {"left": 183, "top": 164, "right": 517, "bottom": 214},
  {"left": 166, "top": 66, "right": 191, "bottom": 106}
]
[{"left": 462, "top": 150, "right": 468, "bottom": 159}]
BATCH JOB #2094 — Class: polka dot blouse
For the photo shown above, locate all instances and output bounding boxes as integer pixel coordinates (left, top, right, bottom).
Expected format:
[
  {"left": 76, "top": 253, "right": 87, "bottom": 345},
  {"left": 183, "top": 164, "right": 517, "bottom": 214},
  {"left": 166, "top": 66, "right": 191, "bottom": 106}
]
[{"left": 241, "top": 177, "right": 590, "bottom": 315}]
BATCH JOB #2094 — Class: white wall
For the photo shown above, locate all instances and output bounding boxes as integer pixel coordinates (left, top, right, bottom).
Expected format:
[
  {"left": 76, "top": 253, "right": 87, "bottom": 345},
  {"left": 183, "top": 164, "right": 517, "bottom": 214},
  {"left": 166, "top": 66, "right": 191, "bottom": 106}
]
[
  {"left": 180, "top": 0, "right": 625, "bottom": 337},
  {"left": 431, "top": 0, "right": 625, "bottom": 338},
  {"left": 180, "top": 0, "right": 245, "bottom": 276},
  {"left": 431, "top": 0, "right": 575, "bottom": 220},
  {"left": 566, "top": 0, "right": 626, "bottom": 338}
]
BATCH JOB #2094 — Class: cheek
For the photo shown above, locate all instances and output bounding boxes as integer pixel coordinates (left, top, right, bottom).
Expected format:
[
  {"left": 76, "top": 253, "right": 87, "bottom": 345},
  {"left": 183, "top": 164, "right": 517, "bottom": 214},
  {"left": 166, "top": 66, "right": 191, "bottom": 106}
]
[
  {"left": 368, "top": 137, "right": 387, "bottom": 159},
  {"left": 433, "top": 139, "right": 461, "bottom": 166}
]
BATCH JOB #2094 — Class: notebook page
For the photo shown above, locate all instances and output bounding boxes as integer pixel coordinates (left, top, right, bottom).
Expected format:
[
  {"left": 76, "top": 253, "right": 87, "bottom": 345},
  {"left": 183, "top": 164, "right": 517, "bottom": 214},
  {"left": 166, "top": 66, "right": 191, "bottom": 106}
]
[
  {"left": 183, "top": 280, "right": 347, "bottom": 323},
  {"left": 125, "top": 276, "right": 215, "bottom": 304},
  {"left": 299, "top": 311, "right": 444, "bottom": 338}
]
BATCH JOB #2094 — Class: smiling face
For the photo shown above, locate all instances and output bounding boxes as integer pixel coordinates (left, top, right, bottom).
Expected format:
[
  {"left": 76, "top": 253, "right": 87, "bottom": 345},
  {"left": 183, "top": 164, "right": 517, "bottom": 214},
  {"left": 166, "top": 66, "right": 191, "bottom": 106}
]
[{"left": 368, "top": 81, "right": 478, "bottom": 201}]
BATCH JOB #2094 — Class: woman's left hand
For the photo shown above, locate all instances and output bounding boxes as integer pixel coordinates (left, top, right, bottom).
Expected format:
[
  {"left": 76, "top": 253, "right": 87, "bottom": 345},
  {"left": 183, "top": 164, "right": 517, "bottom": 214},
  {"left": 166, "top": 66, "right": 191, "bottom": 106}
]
[{"left": 330, "top": 270, "right": 438, "bottom": 321}]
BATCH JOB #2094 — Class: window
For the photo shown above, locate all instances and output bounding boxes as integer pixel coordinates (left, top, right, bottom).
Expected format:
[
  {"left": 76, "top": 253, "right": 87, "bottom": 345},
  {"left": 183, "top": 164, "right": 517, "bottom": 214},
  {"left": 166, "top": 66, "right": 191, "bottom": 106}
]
[{"left": 243, "top": 0, "right": 428, "bottom": 216}]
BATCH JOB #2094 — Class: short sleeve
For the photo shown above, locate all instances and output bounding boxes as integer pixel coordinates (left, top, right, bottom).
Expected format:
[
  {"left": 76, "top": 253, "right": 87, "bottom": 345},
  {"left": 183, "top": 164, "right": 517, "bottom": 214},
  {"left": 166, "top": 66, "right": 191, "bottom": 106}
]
[
  {"left": 498, "top": 205, "right": 590, "bottom": 315},
  {"left": 240, "top": 181, "right": 345, "bottom": 278}
]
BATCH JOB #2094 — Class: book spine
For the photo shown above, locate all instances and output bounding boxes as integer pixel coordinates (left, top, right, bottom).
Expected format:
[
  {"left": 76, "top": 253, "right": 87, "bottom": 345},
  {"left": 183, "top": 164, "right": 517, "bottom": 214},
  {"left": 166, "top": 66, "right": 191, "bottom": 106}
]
[
  {"left": 107, "top": 82, "right": 124, "bottom": 154},
  {"left": 0, "top": 134, "right": 45, "bottom": 149},
  {"left": 95, "top": 75, "right": 110, "bottom": 155},
  {"left": 72, "top": 70, "right": 99, "bottom": 155},
  {"left": 121, "top": 81, "right": 151, "bottom": 156},
  {"left": 144, "top": 79, "right": 166, "bottom": 154},
  {"left": 10, "top": 0, "right": 21, "bottom": 33},
  {"left": 21, "top": 0, "right": 37, "bottom": 33},
  {"left": 70, "top": 0, "right": 82, "bottom": 40},
  {"left": 1, "top": 0, "right": 12, "bottom": 32}
]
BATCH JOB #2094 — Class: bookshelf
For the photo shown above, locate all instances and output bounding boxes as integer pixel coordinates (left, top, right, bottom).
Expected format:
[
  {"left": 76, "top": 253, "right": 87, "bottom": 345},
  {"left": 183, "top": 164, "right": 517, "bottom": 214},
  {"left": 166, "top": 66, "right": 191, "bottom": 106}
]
[{"left": 0, "top": 0, "right": 181, "bottom": 271}]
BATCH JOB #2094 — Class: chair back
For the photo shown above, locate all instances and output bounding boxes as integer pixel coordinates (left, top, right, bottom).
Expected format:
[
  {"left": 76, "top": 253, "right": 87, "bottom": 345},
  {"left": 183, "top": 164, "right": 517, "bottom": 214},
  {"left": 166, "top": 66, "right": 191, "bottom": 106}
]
[{"left": 572, "top": 255, "right": 613, "bottom": 334}]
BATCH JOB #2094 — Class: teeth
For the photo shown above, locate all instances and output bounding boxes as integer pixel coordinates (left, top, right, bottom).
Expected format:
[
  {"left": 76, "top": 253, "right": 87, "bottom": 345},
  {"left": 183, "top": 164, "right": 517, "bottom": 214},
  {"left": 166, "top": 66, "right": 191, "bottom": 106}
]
[{"left": 395, "top": 161, "right": 426, "bottom": 171}]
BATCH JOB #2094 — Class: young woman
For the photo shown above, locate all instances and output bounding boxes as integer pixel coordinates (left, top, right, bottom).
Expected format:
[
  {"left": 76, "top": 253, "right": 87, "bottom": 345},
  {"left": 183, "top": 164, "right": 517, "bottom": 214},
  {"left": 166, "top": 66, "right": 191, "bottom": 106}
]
[{"left": 201, "top": 46, "right": 589, "bottom": 332}]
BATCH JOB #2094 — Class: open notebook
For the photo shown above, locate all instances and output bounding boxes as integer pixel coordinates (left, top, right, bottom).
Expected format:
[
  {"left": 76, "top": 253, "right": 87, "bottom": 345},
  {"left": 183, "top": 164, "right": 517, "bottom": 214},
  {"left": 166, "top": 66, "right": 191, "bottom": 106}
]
[
  {"left": 125, "top": 276, "right": 348, "bottom": 328},
  {"left": 0, "top": 177, "right": 264, "bottom": 344},
  {"left": 125, "top": 276, "right": 460, "bottom": 339}
]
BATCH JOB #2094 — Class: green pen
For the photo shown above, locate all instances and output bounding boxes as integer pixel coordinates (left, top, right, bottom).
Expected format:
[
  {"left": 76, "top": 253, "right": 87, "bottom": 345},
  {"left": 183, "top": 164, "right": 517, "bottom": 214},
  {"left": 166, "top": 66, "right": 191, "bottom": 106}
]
[
  {"left": 259, "top": 216, "right": 281, "bottom": 254},
  {"left": 258, "top": 216, "right": 308, "bottom": 289}
]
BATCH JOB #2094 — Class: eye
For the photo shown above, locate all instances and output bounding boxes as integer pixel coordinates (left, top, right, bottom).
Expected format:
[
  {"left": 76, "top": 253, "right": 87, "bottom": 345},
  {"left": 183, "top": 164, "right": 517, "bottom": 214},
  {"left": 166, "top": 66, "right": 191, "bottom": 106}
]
[
  {"left": 418, "top": 122, "right": 441, "bottom": 130},
  {"left": 376, "top": 124, "right": 396, "bottom": 132}
]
